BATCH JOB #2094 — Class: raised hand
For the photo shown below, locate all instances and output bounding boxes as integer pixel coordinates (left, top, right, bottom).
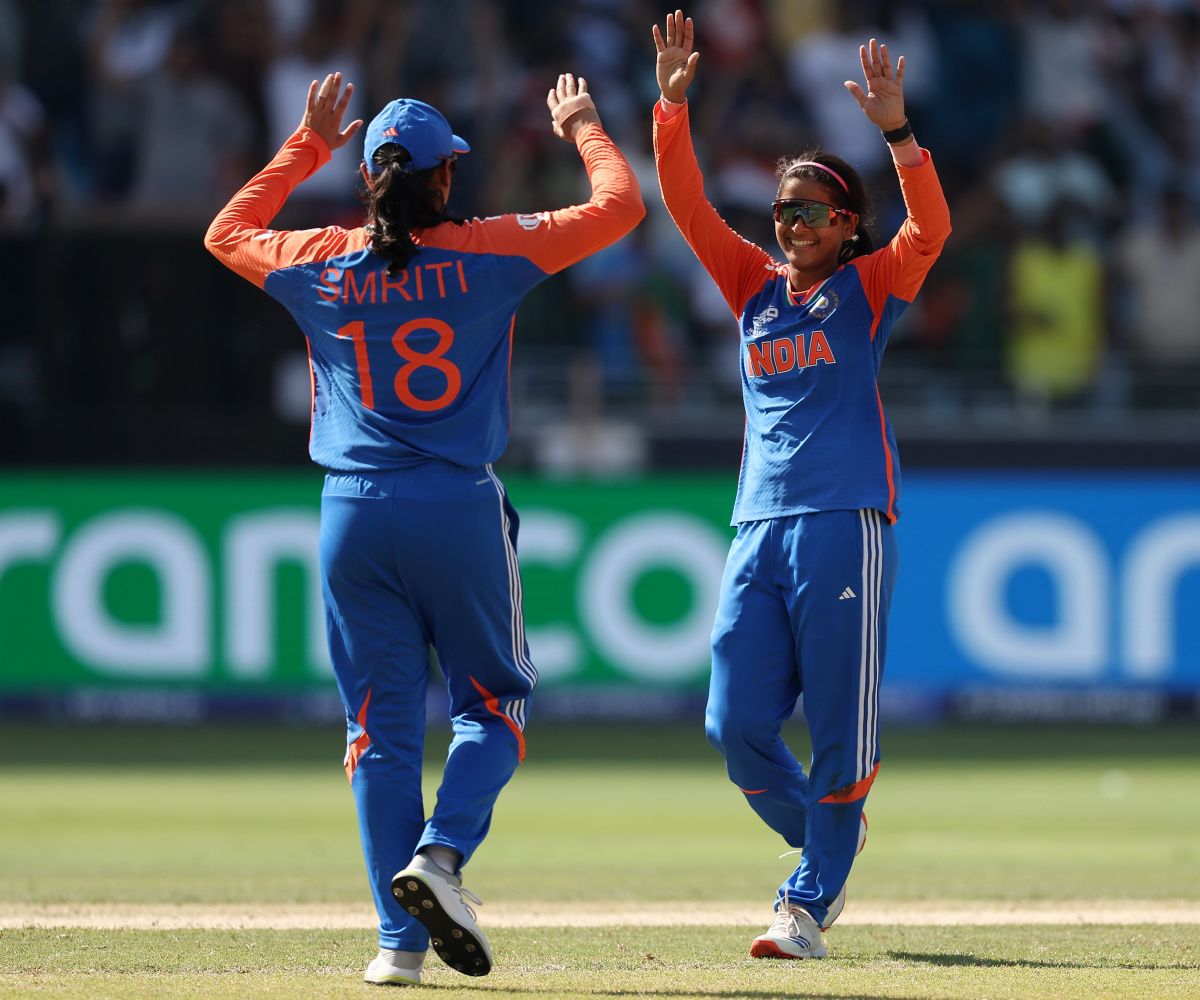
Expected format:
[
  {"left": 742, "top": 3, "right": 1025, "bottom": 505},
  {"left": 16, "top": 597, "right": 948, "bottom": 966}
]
[
  {"left": 652, "top": 9, "right": 699, "bottom": 103},
  {"left": 844, "top": 39, "right": 906, "bottom": 131},
  {"left": 301, "top": 72, "right": 363, "bottom": 150},
  {"left": 547, "top": 72, "right": 601, "bottom": 142}
]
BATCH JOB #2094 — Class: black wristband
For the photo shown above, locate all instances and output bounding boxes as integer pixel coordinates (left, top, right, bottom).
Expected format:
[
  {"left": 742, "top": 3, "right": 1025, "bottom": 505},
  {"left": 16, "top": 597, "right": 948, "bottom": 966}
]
[{"left": 882, "top": 120, "right": 913, "bottom": 144}]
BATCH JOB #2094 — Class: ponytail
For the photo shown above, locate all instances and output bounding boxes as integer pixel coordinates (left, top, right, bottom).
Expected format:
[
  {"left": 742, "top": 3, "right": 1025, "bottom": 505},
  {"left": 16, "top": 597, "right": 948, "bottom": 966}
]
[
  {"left": 776, "top": 151, "right": 873, "bottom": 263},
  {"left": 361, "top": 143, "right": 462, "bottom": 274}
]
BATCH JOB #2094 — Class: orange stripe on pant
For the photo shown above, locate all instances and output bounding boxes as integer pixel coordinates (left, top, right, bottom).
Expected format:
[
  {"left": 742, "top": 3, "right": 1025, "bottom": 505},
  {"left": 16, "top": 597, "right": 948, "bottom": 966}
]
[
  {"left": 343, "top": 688, "right": 372, "bottom": 782},
  {"left": 818, "top": 762, "right": 879, "bottom": 804},
  {"left": 470, "top": 676, "right": 526, "bottom": 762}
]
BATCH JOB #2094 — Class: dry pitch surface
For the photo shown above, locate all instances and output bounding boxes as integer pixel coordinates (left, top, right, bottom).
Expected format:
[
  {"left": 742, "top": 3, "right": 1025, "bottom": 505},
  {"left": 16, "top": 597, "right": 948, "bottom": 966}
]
[{"left": 5, "top": 899, "right": 1199, "bottom": 929}]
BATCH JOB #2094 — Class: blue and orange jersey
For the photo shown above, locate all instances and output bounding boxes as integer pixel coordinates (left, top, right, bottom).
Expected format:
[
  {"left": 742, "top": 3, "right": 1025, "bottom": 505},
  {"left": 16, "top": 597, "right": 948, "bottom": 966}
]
[
  {"left": 653, "top": 101, "right": 950, "bottom": 524},
  {"left": 205, "top": 124, "right": 644, "bottom": 471}
]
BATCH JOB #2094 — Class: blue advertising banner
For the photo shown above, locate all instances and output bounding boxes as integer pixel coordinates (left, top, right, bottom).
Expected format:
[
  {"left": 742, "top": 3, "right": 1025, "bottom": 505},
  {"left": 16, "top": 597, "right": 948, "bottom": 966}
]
[{"left": 890, "top": 473, "right": 1200, "bottom": 696}]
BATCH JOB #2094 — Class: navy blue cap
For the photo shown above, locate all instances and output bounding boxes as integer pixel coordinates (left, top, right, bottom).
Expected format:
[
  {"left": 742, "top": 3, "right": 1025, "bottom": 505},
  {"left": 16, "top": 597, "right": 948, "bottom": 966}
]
[{"left": 363, "top": 98, "right": 470, "bottom": 174}]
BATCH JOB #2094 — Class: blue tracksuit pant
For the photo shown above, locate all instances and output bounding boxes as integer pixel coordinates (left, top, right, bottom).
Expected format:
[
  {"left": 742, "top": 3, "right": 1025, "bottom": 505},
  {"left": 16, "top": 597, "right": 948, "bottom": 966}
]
[
  {"left": 319, "top": 463, "right": 536, "bottom": 951},
  {"left": 706, "top": 508, "right": 896, "bottom": 926}
]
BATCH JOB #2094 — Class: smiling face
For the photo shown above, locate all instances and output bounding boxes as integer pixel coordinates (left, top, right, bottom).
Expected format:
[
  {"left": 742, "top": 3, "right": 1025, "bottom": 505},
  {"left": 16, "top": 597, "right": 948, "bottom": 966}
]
[{"left": 774, "top": 176, "right": 859, "bottom": 287}]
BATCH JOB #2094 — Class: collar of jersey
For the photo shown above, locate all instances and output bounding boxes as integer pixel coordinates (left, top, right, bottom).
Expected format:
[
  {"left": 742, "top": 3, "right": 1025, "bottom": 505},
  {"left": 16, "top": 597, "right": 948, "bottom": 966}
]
[{"left": 785, "top": 271, "right": 836, "bottom": 310}]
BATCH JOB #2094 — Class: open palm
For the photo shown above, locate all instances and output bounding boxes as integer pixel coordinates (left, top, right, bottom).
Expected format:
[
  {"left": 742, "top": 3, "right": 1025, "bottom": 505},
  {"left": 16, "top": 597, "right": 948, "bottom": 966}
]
[
  {"left": 301, "top": 71, "right": 362, "bottom": 151},
  {"left": 844, "top": 39, "right": 906, "bottom": 131},
  {"left": 652, "top": 9, "right": 699, "bottom": 103}
]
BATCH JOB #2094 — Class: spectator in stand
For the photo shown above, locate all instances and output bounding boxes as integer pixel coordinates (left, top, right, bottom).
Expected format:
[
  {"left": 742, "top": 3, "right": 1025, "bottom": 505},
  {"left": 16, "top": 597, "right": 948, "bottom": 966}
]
[
  {"left": 993, "top": 117, "right": 1116, "bottom": 246},
  {"left": 263, "top": 0, "right": 368, "bottom": 212},
  {"left": 1116, "top": 183, "right": 1200, "bottom": 397},
  {"left": 1006, "top": 196, "right": 1106, "bottom": 409},
  {"left": 921, "top": 0, "right": 1021, "bottom": 183},
  {"left": 85, "top": 0, "right": 180, "bottom": 198},
  {"left": 1020, "top": 0, "right": 1110, "bottom": 133},
  {"left": 207, "top": 0, "right": 273, "bottom": 163},
  {"left": 0, "top": 49, "right": 50, "bottom": 229},
  {"left": 130, "top": 23, "right": 255, "bottom": 215}
]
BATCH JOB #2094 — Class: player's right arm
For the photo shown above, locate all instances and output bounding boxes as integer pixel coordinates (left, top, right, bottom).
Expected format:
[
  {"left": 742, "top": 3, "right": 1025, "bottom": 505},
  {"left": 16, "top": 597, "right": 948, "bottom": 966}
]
[
  {"left": 651, "top": 9, "right": 774, "bottom": 318},
  {"left": 204, "top": 72, "right": 364, "bottom": 288}
]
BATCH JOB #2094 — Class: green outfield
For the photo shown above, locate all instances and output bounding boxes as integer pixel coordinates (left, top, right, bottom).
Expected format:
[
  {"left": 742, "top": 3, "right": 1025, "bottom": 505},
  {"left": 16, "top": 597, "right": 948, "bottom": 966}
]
[{"left": 1, "top": 722, "right": 1198, "bottom": 998}]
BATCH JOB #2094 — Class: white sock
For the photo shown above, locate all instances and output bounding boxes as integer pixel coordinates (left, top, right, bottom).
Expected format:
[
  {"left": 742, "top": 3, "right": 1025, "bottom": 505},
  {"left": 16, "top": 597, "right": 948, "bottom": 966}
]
[{"left": 419, "top": 845, "right": 462, "bottom": 875}]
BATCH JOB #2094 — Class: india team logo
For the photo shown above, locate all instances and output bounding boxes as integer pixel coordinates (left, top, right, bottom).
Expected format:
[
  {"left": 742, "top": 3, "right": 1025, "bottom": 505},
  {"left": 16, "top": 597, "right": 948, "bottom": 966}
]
[{"left": 809, "top": 290, "right": 839, "bottom": 320}]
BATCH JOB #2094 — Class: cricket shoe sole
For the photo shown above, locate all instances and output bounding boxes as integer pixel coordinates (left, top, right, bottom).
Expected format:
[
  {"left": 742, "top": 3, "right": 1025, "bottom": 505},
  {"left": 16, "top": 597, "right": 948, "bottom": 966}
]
[{"left": 391, "top": 858, "right": 493, "bottom": 977}]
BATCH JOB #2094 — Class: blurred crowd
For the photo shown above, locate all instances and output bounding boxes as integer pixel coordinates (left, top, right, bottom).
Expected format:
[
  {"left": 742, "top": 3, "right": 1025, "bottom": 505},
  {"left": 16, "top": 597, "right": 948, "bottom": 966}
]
[{"left": 4, "top": 0, "right": 1200, "bottom": 465}]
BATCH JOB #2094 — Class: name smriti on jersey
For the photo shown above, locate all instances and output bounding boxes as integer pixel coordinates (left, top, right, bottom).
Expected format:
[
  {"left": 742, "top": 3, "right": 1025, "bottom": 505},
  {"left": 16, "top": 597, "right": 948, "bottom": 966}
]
[{"left": 317, "top": 260, "right": 470, "bottom": 305}]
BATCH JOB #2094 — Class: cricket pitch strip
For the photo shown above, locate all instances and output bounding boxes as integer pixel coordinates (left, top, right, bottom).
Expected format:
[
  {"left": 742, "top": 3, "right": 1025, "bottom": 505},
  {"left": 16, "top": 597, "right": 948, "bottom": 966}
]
[{"left": 3, "top": 900, "right": 1198, "bottom": 930}]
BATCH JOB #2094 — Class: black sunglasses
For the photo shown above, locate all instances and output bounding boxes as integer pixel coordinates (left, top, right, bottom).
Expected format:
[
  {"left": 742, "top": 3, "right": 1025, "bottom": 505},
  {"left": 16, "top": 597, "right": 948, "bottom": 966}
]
[{"left": 772, "top": 199, "right": 853, "bottom": 228}]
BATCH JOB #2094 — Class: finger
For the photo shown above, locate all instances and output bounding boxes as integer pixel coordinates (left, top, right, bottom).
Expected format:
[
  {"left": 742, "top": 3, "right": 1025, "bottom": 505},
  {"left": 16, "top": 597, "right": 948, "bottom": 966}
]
[
  {"left": 676, "top": 10, "right": 684, "bottom": 47},
  {"left": 547, "top": 87, "right": 557, "bottom": 110},
  {"left": 844, "top": 81, "right": 867, "bottom": 109},
  {"left": 683, "top": 14, "right": 694, "bottom": 54},
  {"left": 870, "top": 38, "right": 883, "bottom": 76},
  {"left": 685, "top": 50, "right": 700, "bottom": 82},
  {"left": 880, "top": 42, "right": 892, "bottom": 79},
  {"left": 306, "top": 79, "right": 318, "bottom": 114},
  {"left": 859, "top": 43, "right": 871, "bottom": 82},
  {"left": 318, "top": 72, "right": 333, "bottom": 100},
  {"left": 564, "top": 71, "right": 576, "bottom": 97},
  {"left": 652, "top": 22, "right": 664, "bottom": 52},
  {"left": 895, "top": 54, "right": 905, "bottom": 88},
  {"left": 578, "top": 76, "right": 588, "bottom": 95},
  {"left": 334, "top": 80, "right": 354, "bottom": 118},
  {"left": 666, "top": 10, "right": 674, "bottom": 48},
  {"left": 339, "top": 118, "right": 363, "bottom": 143}
]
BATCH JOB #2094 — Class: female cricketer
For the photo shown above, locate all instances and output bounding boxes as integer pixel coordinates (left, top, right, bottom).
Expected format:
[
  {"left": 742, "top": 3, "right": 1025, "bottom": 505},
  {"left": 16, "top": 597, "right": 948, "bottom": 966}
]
[
  {"left": 651, "top": 10, "right": 950, "bottom": 959},
  {"left": 205, "top": 72, "right": 643, "bottom": 985}
]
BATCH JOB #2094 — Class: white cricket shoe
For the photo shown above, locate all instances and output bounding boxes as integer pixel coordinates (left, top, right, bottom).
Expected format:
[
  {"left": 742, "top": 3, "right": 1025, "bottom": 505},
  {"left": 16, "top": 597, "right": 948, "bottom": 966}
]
[
  {"left": 391, "top": 855, "right": 494, "bottom": 977},
  {"left": 364, "top": 948, "right": 424, "bottom": 986},
  {"left": 749, "top": 904, "right": 828, "bottom": 960}
]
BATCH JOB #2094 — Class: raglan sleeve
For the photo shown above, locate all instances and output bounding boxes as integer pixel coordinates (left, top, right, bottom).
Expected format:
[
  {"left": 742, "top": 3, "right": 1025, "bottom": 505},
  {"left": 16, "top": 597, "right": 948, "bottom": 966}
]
[
  {"left": 203, "top": 126, "right": 354, "bottom": 288},
  {"left": 653, "top": 100, "right": 775, "bottom": 319},
  {"left": 850, "top": 149, "right": 952, "bottom": 338},
  {"left": 471, "top": 122, "right": 645, "bottom": 277}
]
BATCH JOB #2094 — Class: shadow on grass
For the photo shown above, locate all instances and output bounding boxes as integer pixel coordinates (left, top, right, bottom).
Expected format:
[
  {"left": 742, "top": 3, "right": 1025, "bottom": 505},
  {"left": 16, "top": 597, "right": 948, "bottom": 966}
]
[
  {"left": 890, "top": 950, "right": 1199, "bottom": 971},
  {"left": 418, "top": 991, "right": 918, "bottom": 1000}
]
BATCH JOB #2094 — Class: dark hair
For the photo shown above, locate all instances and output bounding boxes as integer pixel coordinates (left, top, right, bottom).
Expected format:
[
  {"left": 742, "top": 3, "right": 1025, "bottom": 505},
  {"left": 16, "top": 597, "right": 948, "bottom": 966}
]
[
  {"left": 776, "top": 151, "right": 873, "bottom": 262},
  {"left": 361, "top": 143, "right": 463, "bottom": 274}
]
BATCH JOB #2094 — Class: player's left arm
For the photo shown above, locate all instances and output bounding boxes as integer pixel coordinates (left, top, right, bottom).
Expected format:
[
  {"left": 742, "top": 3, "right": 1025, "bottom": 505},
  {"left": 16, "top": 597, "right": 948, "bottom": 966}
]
[
  {"left": 844, "top": 40, "right": 951, "bottom": 324},
  {"left": 204, "top": 72, "right": 364, "bottom": 288},
  {"left": 510, "top": 73, "right": 646, "bottom": 274}
]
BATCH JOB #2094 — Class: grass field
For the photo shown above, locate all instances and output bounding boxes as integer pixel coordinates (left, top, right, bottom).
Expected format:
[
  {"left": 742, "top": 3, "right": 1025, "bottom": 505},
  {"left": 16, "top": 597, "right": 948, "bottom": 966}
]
[{"left": 1, "top": 721, "right": 1198, "bottom": 998}]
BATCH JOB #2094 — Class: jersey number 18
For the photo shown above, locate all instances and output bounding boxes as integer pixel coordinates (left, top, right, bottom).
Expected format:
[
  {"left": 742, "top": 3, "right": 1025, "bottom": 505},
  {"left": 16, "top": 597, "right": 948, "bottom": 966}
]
[{"left": 337, "top": 318, "right": 462, "bottom": 412}]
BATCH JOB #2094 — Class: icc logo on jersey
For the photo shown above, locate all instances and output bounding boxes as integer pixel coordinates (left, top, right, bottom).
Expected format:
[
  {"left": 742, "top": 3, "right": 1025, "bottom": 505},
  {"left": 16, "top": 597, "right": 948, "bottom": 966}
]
[{"left": 750, "top": 306, "right": 779, "bottom": 339}]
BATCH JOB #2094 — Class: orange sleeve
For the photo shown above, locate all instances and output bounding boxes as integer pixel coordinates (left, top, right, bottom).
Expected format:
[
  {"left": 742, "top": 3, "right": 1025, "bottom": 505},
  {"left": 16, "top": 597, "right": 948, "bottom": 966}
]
[
  {"left": 438, "top": 122, "right": 644, "bottom": 274},
  {"left": 653, "top": 101, "right": 775, "bottom": 318},
  {"left": 850, "top": 149, "right": 952, "bottom": 338},
  {"left": 203, "top": 126, "right": 361, "bottom": 288}
]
